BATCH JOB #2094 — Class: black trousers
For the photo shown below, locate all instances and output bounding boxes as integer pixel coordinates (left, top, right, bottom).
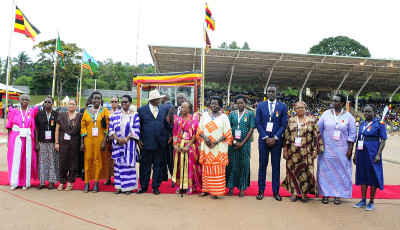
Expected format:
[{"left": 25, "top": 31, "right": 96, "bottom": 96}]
[
  {"left": 139, "top": 144, "right": 166, "bottom": 189},
  {"left": 162, "top": 143, "right": 174, "bottom": 180}
]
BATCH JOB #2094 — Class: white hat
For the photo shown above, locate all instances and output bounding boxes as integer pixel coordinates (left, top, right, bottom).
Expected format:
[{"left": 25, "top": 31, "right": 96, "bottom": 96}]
[{"left": 147, "top": 89, "right": 165, "bottom": 100}]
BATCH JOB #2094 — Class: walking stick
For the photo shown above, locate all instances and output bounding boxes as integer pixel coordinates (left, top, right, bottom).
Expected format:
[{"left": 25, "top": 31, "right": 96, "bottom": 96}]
[{"left": 181, "top": 148, "right": 186, "bottom": 198}]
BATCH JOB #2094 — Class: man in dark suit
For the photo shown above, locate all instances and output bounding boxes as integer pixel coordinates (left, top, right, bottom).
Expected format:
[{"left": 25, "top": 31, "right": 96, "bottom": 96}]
[
  {"left": 255, "top": 85, "right": 288, "bottom": 201},
  {"left": 160, "top": 93, "right": 173, "bottom": 183},
  {"left": 137, "top": 90, "right": 170, "bottom": 195}
]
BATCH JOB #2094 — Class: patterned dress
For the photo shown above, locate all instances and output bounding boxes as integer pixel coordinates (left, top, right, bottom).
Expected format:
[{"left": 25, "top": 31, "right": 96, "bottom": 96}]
[
  {"left": 35, "top": 110, "right": 59, "bottom": 185},
  {"left": 281, "top": 116, "right": 324, "bottom": 196},
  {"left": 172, "top": 113, "right": 202, "bottom": 192},
  {"left": 317, "top": 110, "right": 356, "bottom": 198},
  {"left": 226, "top": 110, "right": 255, "bottom": 190},
  {"left": 197, "top": 112, "right": 233, "bottom": 196},
  {"left": 109, "top": 109, "right": 140, "bottom": 192},
  {"left": 81, "top": 107, "right": 110, "bottom": 182}
]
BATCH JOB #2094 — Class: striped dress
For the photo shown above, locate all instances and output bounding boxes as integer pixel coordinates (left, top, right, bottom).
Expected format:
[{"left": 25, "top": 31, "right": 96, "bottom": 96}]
[
  {"left": 109, "top": 109, "right": 140, "bottom": 192},
  {"left": 197, "top": 112, "right": 233, "bottom": 196}
]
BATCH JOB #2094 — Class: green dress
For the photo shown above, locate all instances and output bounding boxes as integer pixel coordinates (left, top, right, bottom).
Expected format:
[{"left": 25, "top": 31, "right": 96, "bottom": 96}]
[{"left": 226, "top": 110, "right": 255, "bottom": 190}]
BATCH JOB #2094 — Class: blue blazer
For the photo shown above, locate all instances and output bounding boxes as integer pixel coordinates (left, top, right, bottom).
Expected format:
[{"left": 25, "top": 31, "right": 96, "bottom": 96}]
[
  {"left": 138, "top": 104, "right": 171, "bottom": 150},
  {"left": 255, "top": 100, "right": 288, "bottom": 145}
]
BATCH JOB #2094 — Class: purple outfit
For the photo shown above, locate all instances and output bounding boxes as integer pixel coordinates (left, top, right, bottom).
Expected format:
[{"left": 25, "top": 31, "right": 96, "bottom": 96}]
[{"left": 317, "top": 110, "right": 356, "bottom": 198}]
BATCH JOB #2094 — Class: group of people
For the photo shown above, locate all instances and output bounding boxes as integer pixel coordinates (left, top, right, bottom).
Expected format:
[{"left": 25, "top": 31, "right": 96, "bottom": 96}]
[{"left": 6, "top": 86, "right": 387, "bottom": 211}]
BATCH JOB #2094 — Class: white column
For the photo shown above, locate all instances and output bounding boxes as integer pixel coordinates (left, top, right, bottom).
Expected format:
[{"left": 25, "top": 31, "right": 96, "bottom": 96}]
[
  {"left": 389, "top": 84, "right": 400, "bottom": 102},
  {"left": 299, "top": 69, "right": 313, "bottom": 101},
  {"left": 354, "top": 73, "right": 373, "bottom": 112},
  {"left": 335, "top": 72, "right": 350, "bottom": 95},
  {"left": 227, "top": 65, "right": 235, "bottom": 106}
]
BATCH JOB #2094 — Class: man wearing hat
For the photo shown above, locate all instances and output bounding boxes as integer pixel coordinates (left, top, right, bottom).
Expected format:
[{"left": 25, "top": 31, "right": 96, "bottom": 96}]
[{"left": 136, "top": 89, "right": 171, "bottom": 195}]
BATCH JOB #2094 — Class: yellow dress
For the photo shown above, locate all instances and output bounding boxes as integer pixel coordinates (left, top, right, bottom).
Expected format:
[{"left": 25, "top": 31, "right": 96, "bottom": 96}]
[{"left": 81, "top": 107, "right": 110, "bottom": 182}]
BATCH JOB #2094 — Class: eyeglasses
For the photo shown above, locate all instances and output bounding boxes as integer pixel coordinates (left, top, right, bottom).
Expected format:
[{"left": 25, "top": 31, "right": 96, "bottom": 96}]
[
  {"left": 44, "top": 101, "right": 52, "bottom": 104},
  {"left": 121, "top": 101, "right": 129, "bottom": 104},
  {"left": 331, "top": 99, "right": 340, "bottom": 103},
  {"left": 111, "top": 101, "right": 118, "bottom": 103}
]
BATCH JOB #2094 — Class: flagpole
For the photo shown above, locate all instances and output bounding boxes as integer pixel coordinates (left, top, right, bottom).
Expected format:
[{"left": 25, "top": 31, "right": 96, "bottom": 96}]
[
  {"left": 79, "top": 49, "right": 83, "bottom": 109},
  {"left": 4, "top": 1, "right": 15, "bottom": 135},
  {"left": 201, "top": 25, "right": 206, "bottom": 109},
  {"left": 51, "top": 32, "right": 58, "bottom": 99}
]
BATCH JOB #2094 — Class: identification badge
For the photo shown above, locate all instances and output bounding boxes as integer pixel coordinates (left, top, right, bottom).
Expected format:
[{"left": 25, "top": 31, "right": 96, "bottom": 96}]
[
  {"left": 333, "top": 131, "right": 341, "bottom": 140},
  {"left": 235, "top": 130, "right": 241, "bottom": 140},
  {"left": 19, "top": 128, "right": 29, "bottom": 137},
  {"left": 357, "top": 140, "right": 364, "bottom": 150},
  {"left": 295, "top": 137, "right": 302, "bottom": 147},
  {"left": 266, "top": 122, "right": 274, "bottom": 132},
  {"left": 92, "top": 127, "right": 99, "bottom": 137},
  {"left": 45, "top": 131, "right": 52, "bottom": 140},
  {"left": 64, "top": 133, "right": 71, "bottom": 140}
]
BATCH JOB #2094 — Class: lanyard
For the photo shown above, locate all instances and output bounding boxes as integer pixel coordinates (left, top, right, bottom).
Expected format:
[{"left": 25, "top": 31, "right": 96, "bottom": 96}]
[
  {"left": 361, "top": 121, "right": 373, "bottom": 139},
  {"left": 20, "top": 108, "right": 28, "bottom": 128},
  {"left": 333, "top": 109, "right": 344, "bottom": 129},
  {"left": 93, "top": 107, "right": 101, "bottom": 126},
  {"left": 296, "top": 116, "right": 305, "bottom": 137},
  {"left": 46, "top": 111, "right": 52, "bottom": 130},
  {"left": 237, "top": 109, "right": 246, "bottom": 129}
]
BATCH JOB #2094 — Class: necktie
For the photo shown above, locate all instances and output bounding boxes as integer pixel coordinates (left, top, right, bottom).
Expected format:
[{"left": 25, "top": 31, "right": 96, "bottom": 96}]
[
  {"left": 153, "top": 106, "right": 158, "bottom": 119},
  {"left": 269, "top": 102, "right": 273, "bottom": 114}
]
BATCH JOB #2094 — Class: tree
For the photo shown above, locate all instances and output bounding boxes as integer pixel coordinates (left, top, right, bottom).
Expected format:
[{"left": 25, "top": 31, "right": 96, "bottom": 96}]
[
  {"left": 242, "top": 42, "right": 250, "bottom": 50},
  {"left": 218, "top": 42, "right": 228, "bottom": 49},
  {"left": 33, "top": 39, "right": 82, "bottom": 98},
  {"left": 228, "top": 41, "right": 239, "bottom": 49},
  {"left": 12, "top": 51, "right": 31, "bottom": 77},
  {"left": 308, "top": 36, "right": 371, "bottom": 57}
]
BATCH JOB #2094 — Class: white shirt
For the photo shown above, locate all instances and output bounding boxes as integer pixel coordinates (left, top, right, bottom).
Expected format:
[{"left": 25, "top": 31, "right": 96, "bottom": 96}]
[
  {"left": 148, "top": 103, "right": 159, "bottom": 114},
  {"left": 177, "top": 106, "right": 181, "bottom": 116},
  {"left": 268, "top": 99, "right": 277, "bottom": 114}
]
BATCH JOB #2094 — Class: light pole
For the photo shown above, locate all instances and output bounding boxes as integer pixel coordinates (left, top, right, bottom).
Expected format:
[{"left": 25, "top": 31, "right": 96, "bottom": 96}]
[{"left": 76, "top": 76, "right": 79, "bottom": 101}]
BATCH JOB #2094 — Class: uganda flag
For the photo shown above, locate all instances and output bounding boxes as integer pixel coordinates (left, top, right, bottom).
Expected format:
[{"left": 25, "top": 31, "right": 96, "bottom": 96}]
[
  {"left": 205, "top": 3, "right": 215, "bottom": 31},
  {"left": 57, "top": 34, "right": 65, "bottom": 69},
  {"left": 205, "top": 30, "right": 211, "bottom": 53},
  {"left": 14, "top": 6, "right": 41, "bottom": 41},
  {"left": 82, "top": 50, "right": 99, "bottom": 76}
]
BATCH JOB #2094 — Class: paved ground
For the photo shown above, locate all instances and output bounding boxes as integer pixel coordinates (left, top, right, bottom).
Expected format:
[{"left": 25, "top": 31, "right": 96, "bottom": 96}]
[{"left": 0, "top": 118, "right": 399, "bottom": 229}]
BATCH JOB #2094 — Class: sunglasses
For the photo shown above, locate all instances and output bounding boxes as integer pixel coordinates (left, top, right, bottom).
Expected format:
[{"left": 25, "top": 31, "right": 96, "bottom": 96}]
[
  {"left": 111, "top": 101, "right": 118, "bottom": 103},
  {"left": 44, "top": 101, "right": 52, "bottom": 104},
  {"left": 121, "top": 101, "right": 129, "bottom": 104}
]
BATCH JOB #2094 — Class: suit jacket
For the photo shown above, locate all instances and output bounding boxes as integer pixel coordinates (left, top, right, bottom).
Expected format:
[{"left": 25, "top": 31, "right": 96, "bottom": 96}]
[
  {"left": 163, "top": 101, "right": 173, "bottom": 114},
  {"left": 255, "top": 100, "right": 288, "bottom": 145},
  {"left": 138, "top": 104, "right": 171, "bottom": 150}
]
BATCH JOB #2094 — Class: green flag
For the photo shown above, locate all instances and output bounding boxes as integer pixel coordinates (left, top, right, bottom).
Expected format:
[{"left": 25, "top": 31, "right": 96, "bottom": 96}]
[
  {"left": 82, "top": 50, "right": 99, "bottom": 75},
  {"left": 56, "top": 34, "right": 65, "bottom": 69}
]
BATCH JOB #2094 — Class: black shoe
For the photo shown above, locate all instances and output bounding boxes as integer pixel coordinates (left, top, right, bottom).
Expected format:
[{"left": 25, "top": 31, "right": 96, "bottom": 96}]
[
  {"left": 114, "top": 189, "right": 121, "bottom": 194},
  {"left": 83, "top": 183, "right": 89, "bottom": 193},
  {"left": 125, "top": 191, "right": 132, "bottom": 195},
  {"left": 153, "top": 188, "right": 160, "bottom": 195},
  {"left": 256, "top": 191, "right": 264, "bottom": 200},
  {"left": 273, "top": 192, "right": 282, "bottom": 201},
  {"left": 171, "top": 182, "right": 175, "bottom": 187},
  {"left": 136, "top": 187, "right": 148, "bottom": 194},
  {"left": 93, "top": 182, "right": 99, "bottom": 193}
]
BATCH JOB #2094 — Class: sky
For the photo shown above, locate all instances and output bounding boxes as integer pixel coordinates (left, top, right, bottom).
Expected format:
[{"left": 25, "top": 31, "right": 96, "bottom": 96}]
[{"left": 1, "top": 0, "right": 400, "bottom": 66}]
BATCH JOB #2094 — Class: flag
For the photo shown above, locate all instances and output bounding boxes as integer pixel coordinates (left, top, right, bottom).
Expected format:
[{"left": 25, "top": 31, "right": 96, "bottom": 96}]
[
  {"left": 205, "top": 3, "right": 215, "bottom": 31},
  {"left": 57, "top": 34, "right": 65, "bottom": 69},
  {"left": 14, "top": 6, "right": 41, "bottom": 41},
  {"left": 82, "top": 50, "right": 99, "bottom": 75},
  {"left": 205, "top": 30, "right": 211, "bottom": 53}
]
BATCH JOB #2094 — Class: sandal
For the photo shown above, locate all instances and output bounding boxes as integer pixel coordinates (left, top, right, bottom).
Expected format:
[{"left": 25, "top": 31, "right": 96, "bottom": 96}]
[
  {"left": 65, "top": 183, "right": 73, "bottom": 191},
  {"left": 239, "top": 190, "right": 245, "bottom": 198},
  {"left": 228, "top": 188, "right": 234, "bottom": 196},
  {"left": 334, "top": 197, "right": 341, "bottom": 205},
  {"left": 199, "top": 192, "right": 208, "bottom": 197},
  {"left": 290, "top": 195, "right": 297, "bottom": 202},
  {"left": 211, "top": 195, "right": 219, "bottom": 199},
  {"left": 57, "top": 184, "right": 64, "bottom": 191},
  {"left": 38, "top": 185, "right": 45, "bottom": 190},
  {"left": 48, "top": 183, "right": 54, "bottom": 190},
  {"left": 301, "top": 195, "right": 308, "bottom": 203},
  {"left": 322, "top": 196, "right": 329, "bottom": 204},
  {"left": 83, "top": 183, "right": 89, "bottom": 193}
]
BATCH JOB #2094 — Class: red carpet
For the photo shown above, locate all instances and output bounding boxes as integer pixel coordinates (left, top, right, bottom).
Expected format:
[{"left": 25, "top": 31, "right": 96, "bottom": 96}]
[{"left": 0, "top": 171, "right": 398, "bottom": 199}]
